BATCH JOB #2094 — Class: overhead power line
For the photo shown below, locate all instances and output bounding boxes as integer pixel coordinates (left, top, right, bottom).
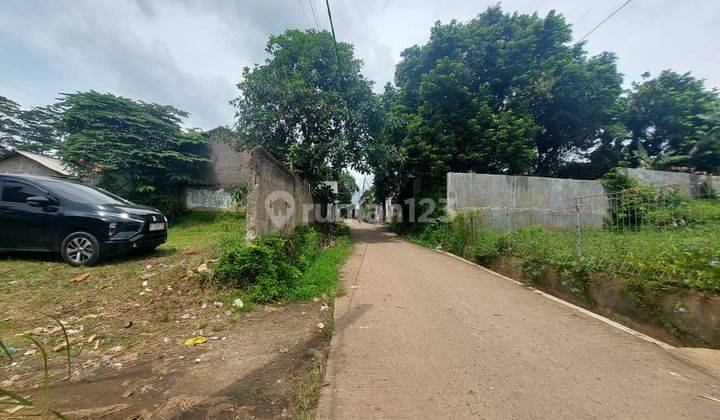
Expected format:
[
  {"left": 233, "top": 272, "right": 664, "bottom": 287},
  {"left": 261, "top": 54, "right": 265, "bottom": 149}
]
[
  {"left": 324, "top": 0, "right": 356, "bottom": 142},
  {"left": 297, "top": 0, "right": 311, "bottom": 28},
  {"left": 575, "top": 0, "right": 632, "bottom": 45},
  {"left": 309, "top": 0, "right": 321, "bottom": 31}
]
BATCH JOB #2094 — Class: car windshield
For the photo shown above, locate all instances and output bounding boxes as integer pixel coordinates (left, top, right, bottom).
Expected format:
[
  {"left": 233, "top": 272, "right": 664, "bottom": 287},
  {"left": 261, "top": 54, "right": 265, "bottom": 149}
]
[{"left": 36, "top": 179, "right": 131, "bottom": 205}]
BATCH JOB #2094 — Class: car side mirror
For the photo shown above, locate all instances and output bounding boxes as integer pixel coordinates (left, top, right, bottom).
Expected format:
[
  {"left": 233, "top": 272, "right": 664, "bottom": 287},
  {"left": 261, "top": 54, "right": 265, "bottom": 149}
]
[{"left": 27, "top": 196, "right": 51, "bottom": 207}]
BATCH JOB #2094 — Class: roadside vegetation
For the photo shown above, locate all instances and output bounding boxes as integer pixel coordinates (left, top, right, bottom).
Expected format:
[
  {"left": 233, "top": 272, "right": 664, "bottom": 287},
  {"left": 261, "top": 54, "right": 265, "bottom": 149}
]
[
  {"left": 399, "top": 199, "right": 720, "bottom": 291},
  {"left": 211, "top": 222, "right": 352, "bottom": 306},
  {"left": 396, "top": 171, "right": 720, "bottom": 297}
]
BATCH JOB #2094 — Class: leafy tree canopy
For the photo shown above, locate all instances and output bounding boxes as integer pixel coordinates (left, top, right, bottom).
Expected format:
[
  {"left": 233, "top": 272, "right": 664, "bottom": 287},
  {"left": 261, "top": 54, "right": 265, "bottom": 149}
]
[
  {"left": 232, "top": 29, "right": 381, "bottom": 185},
  {"left": 625, "top": 70, "right": 719, "bottom": 170},
  {"left": 57, "top": 91, "right": 210, "bottom": 212},
  {"left": 337, "top": 171, "right": 359, "bottom": 204},
  {"left": 0, "top": 96, "right": 22, "bottom": 153},
  {"left": 377, "top": 5, "right": 624, "bottom": 188},
  {"left": 0, "top": 95, "right": 60, "bottom": 154}
]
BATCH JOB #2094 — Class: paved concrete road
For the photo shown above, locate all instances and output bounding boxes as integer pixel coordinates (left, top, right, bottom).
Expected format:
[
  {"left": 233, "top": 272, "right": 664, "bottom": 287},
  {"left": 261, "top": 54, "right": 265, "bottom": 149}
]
[{"left": 318, "top": 223, "right": 720, "bottom": 418}]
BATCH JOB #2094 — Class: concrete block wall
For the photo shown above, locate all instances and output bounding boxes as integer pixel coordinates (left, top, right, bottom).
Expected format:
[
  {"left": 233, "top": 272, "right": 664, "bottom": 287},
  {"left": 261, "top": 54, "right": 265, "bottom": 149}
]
[
  {"left": 245, "top": 146, "right": 317, "bottom": 241},
  {"left": 198, "top": 132, "right": 251, "bottom": 189},
  {"left": 446, "top": 172, "right": 609, "bottom": 231},
  {"left": 622, "top": 168, "right": 720, "bottom": 196},
  {"left": 184, "top": 128, "right": 251, "bottom": 212}
]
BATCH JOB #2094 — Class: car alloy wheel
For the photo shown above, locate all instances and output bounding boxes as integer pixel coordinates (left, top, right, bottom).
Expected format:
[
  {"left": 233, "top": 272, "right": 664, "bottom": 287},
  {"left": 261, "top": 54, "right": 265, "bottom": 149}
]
[
  {"left": 66, "top": 237, "right": 95, "bottom": 264},
  {"left": 61, "top": 232, "right": 101, "bottom": 266}
]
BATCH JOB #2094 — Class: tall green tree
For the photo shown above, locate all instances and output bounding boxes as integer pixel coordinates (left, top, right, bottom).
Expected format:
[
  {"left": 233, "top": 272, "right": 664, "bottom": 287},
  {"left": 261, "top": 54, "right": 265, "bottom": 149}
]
[
  {"left": 57, "top": 91, "right": 210, "bottom": 213},
  {"left": 625, "top": 70, "right": 719, "bottom": 167},
  {"left": 380, "top": 6, "right": 624, "bottom": 184},
  {"left": 232, "top": 29, "right": 381, "bottom": 185},
  {"left": 365, "top": 83, "right": 405, "bottom": 202},
  {"left": 689, "top": 103, "right": 720, "bottom": 173},
  {"left": 337, "top": 171, "right": 359, "bottom": 204}
]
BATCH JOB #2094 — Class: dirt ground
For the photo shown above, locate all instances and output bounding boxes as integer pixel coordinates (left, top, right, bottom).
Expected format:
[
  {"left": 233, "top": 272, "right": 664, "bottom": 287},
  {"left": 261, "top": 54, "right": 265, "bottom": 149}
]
[
  {"left": 4, "top": 297, "right": 332, "bottom": 419},
  {"left": 1, "top": 213, "right": 334, "bottom": 418},
  {"left": 51, "top": 302, "right": 330, "bottom": 419}
]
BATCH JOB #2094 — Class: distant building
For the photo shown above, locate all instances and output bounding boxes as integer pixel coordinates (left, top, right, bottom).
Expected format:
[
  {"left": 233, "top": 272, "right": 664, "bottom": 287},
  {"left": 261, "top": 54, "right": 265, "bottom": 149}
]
[{"left": 0, "top": 149, "right": 71, "bottom": 177}]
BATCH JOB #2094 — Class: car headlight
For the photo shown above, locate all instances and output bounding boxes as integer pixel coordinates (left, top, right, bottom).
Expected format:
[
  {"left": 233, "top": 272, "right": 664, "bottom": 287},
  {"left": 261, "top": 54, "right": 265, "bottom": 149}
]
[
  {"left": 108, "top": 222, "right": 118, "bottom": 236},
  {"left": 107, "top": 220, "right": 143, "bottom": 238}
]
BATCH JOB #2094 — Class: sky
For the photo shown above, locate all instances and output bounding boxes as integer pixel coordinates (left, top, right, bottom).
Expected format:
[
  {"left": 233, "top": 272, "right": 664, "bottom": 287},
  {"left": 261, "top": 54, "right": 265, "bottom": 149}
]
[{"left": 2, "top": 0, "right": 719, "bottom": 195}]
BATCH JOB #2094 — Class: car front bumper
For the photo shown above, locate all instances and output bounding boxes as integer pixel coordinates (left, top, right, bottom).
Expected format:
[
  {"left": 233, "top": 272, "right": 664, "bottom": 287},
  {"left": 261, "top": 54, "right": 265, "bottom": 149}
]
[{"left": 103, "top": 231, "right": 167, "bottom": 256}]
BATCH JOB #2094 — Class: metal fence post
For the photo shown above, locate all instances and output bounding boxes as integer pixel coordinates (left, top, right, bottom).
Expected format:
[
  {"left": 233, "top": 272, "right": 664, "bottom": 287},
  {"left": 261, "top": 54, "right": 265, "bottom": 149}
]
[{"left": 574, "top": 197, "right": 582, "bottom": 259}]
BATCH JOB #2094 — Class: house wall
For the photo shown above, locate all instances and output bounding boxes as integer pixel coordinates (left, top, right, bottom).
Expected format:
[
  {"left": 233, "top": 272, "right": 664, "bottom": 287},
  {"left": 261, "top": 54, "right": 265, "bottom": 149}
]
[
  {"left": 0, "top": 155, "right": 63, "bottom": 177},
  {"left": 245, "top": 146, "right": 317, "bottom": 241}
]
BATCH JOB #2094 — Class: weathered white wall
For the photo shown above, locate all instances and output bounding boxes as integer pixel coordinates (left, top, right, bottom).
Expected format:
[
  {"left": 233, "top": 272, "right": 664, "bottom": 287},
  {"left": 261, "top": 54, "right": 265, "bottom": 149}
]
[
  {"left": 245, "top": 146, "right": 317, "bottom": 241},
  {"left": 186, "top": 187, "right": 236, "bottom": 211}
]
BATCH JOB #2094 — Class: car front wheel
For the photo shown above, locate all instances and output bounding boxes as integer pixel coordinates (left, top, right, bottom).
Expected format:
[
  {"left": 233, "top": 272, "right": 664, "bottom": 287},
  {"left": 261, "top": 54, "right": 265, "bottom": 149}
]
[{"left": 61, "top": 232, "right": 101, "bottom": 266}]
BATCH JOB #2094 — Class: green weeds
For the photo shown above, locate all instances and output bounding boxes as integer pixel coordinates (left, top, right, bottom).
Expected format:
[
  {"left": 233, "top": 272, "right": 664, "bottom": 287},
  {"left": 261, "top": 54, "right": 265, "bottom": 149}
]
[
  {"left": 292, "top": 360, "right": 326, "bottom": 417},
  {"left": 212, "top": 223, "right": 352, "bottom": 304},
  {"left": 0, "top": 317, "right": 71, "bottom": 418},
  {"left": 399, "top": 205, "right": 720, "bottom": 295}
]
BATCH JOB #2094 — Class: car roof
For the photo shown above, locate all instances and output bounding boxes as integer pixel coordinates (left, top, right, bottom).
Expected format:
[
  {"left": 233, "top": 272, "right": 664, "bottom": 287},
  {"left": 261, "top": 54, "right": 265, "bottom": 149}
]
[{"left": 0, "top": 173, "right": 74, "bottom": 183}]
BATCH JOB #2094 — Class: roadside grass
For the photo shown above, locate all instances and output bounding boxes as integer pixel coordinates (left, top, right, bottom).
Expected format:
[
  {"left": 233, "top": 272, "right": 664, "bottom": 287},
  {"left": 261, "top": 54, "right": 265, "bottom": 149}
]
[
  {"left": 292, "top": 359, "right": 327, "bottom": 418},
  {"left": 287, "top": 237, "right": 353, "bottom": 301},
  {"left": 212, "top": 223, "right": 353, "bottom": 305},
  {"left": 507, "top": 224, "right": 720, "bottom": 293},
  {"left": 397, "top": 200, "right": 720, "bottom": 295}
]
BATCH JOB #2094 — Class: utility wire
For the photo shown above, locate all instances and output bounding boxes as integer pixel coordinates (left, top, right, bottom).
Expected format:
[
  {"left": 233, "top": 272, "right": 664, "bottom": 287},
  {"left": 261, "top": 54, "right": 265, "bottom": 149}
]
[
  {"left": 309, "top": 0, "right": 321, "bottom": 31},
  {"left": 324, "top": 0, "right": 356, "bottom": 145},
  {"left": 575, "top": 0, "right": 632, "bottom": 45},
  {"left": 297, "top": 0, "right": 311, "bottom": 28}
]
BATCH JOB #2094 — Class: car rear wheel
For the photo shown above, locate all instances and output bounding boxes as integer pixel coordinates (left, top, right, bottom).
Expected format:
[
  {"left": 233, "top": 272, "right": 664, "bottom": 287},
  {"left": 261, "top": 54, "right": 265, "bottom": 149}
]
[{"left": 61, "top": 232, "right": 101, "bottom": 266}]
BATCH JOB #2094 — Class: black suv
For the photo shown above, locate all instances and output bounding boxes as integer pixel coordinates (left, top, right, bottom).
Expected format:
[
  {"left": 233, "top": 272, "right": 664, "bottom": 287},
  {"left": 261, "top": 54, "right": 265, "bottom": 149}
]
[{"left": 0, "top": 174, "right": 167, "bottom": 266}]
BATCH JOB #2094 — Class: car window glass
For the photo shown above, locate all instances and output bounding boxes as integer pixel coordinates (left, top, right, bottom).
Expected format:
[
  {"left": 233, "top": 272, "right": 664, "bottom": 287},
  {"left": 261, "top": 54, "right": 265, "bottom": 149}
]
[
  {"left": 34, "top": 180, "right": 129, "bottom": 205},
  {"left": 2, "top": 181, "right": 45, "bottom": 203}
]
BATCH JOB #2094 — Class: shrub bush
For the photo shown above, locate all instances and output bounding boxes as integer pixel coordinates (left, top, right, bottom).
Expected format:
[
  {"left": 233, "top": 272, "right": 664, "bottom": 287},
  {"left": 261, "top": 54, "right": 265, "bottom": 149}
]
[
  {"left": 134, "top": 191, "right": 188, "bottom": 219},
  {"left": 400, "top": 213, "right": 506, "bottom": 264},
  {"left": 213, "top": 223, "right": 350, "bottom": 303},
  {"left": 287, "top": 227, "right": 321, "bottom": 271},
  {"left": 214, "top": 236, "right": 300, "bottom": 303}
]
